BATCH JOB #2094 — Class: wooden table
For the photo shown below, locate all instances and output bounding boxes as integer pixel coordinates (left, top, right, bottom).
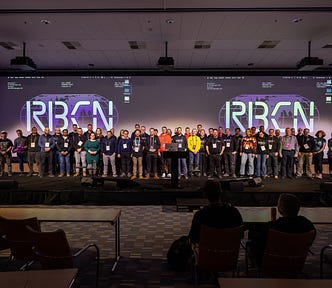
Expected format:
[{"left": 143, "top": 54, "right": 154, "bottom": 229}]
[
  {"left": 0, "top": 207, "right": 121, "bottom": 271},
  {"left": 237, "top": 207, "right": 332, "bottom": 224},
  {"left": 0, "top": 268, "right": 78, "bottom": 288},
  {"left": 218, "top": 278, "right": 332, "bottom": 288}
]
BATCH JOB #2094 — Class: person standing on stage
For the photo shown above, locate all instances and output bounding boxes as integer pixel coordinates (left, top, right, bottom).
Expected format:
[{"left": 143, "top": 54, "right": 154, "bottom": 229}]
[
  {"left": 198, "top": 129, "right": 208, "bottom": 177},
  {"left": 266, "top": 128, "right": 280, "bottom": 179},
  {"left": 313, "top": 130, "right": 326, "bottom": 179},
  {"left": 159, "top": 126, "right": 172, "bottom": 178},
  {"left": 13, "top": 129, "right": 28, "bottom": 175},
  {"left": 328, "top": 133, "right": 332, "bottom": 178},
  {"left": 140, "top": 125, "right": 149, "bottom": 177},
  {"left": 84, "top": 123, "right": 93, "bottom": 138},
  {"left": 255, "top": 131, "right": 269, "bottom": 178},
  {"left": 69, "top": 124, "right": 78, "bottom": 174},
  {"left": 145, "top": 128, "right": 161, "bottom": 179},
  {"left": 239, "top": 128, "right": 256, "bottom": 177},
  {"left": 172, "top": 127, "right": 188, "bottom": 179},
  {"left": 84, "top": 132, "right": 100, "bottom": 177},
  {"left": 38, "top": 127, "right": 55, "bottom": 177},
  {"left": 52, "top": 127, "right": 62, "bottom": 176},
  {"left": 206, "top": 128, "right": 225, "bottom": 179},
  {"left": 0, "top": 131, "right": 13, "bottom": 177},
  {"left": 117, "top": 130, "right": 132, "bottom": 177},
  {"left": 296, "top": 128, "right": 314, "bottom": 179},
  {"left": 234, "top": 128, "right": 243, "bottom": 176},
  {"left": 57, "top": 129, "right": 72, "bottom": 177},
  {"left": 26, "top": 127, "right": 40, "bottom": 177},
  {"left": 101, "top": 130, "right": 117, "bottom": 177},
  {"left": 279, "top": 127, "right": 299, "bottom": 179},
  {"left": 222, "top": 128, "right": 237, "bottom": 177},
  {"left": 184, "top": 127, "right": 191, "bottom": 140},
  {"left": 72, "top": 127, "right": 87, "bottom": 177},
  {"left": 187, "top": 128, "right": 201, "bottom": 177},
  {"left": 131, "top": 129, "right": 145, "bottom": 179}
]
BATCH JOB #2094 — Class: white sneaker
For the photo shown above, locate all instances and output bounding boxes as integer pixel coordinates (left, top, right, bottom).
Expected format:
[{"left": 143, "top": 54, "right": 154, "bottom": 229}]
[
  {"left": 167, "top": 173, "right": 171, "bottom": 178},
  {"left": 162, "top": 173, "right": 166, "bottom": 178}
]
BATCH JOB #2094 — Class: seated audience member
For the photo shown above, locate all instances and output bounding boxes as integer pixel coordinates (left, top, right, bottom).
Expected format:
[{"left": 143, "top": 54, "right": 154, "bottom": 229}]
[
  {"left": 188, "top": 180, "right": 243, "bottom": 246},
  {"left": 248, "top": 193, "right": 316, "bottom": 267}
]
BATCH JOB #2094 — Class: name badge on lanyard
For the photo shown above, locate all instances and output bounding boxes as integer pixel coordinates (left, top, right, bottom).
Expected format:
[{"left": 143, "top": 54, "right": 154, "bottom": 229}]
[
  {"left": 106, "top": 145, "right": 110, "bottom": 151},
  {"left": 64, "top": 142, "right": 68, "bottom": 148},
  {"left": 226, "top": 142, "right": 230, "bottom": 147},
  {"left": 31, "top": 142, "right": 35, "bottom": 148},
  {"left": 78, "top": 141, "right": 83, "bottom": 146},
  {"left": 123, "top": 143, "right": 127, "bottom": 149},
  {"left": 212, "top": 143, "right": 217, "bottom": 149},
  {"left": 134, "top": 147, "right": 139, "bottom": 152},
  {"left": 45, "top": 142, "right": 50, "bottom": 148}
]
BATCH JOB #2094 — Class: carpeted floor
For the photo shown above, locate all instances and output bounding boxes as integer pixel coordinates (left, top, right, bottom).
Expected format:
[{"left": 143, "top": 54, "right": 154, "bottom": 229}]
[{"left": 1, "top": 205, "right": 332, "bottom": 287}]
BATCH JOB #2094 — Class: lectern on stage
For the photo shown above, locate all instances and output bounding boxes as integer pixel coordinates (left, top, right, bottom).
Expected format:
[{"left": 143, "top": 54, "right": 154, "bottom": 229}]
[{"left": 163, "top": 151, "right": 188, "bottom": 188}]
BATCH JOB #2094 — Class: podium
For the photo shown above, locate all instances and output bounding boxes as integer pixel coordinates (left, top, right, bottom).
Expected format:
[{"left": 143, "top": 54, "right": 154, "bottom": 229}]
[{"left": 163, "top": 151, "right": 188, "bottom": 188}]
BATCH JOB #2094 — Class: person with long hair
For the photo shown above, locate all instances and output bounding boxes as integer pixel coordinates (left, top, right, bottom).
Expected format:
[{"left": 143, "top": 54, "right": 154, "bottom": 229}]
[{"left": 313, "top": 130, "right": 326, "bottom": 179}]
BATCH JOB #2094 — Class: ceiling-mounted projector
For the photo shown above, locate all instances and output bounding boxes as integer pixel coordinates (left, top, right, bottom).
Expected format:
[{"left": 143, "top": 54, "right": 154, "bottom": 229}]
[
  {"left": 11, "top": 56, "right": 36, "bottom": 71},
  {"left": 157, "top": 41, "right": 174, "bottom": 70},
  {"left": 297, "top": 41, "right": 323, "bottom": 71},
  {"left": 10, "top": 42, "right": 36, "bottom": 71},
  {"left": 297, "top": 57, "right": 323, "bottom": 71}
]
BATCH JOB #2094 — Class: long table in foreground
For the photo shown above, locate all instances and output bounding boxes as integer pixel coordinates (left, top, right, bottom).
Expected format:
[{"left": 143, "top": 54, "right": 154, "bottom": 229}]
[
  {"left": 0, "top": 268, "right": 78, "bottom": 288},
  {"left": 0, "top": 207, "right": 121, "bottom": 272},
  {"left": 218, "top": 278, "right": 332, "bottom": 288}
]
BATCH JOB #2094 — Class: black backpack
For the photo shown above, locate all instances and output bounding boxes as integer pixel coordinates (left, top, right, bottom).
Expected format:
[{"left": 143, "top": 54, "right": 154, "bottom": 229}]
[{"left": 167, "top": 235, "right": 192, "bottom": 272}]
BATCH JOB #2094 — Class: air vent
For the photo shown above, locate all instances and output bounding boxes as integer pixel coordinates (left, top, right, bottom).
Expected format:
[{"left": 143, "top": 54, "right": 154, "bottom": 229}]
[
  {"left": 62, "top": 41, "right": 81, "bottom": 50},
  {"left": 194, "top": 41, "right": 211, "bottom": 49},
  {"left": 129, "top": 41, "right": 146, "bottom": 49},
  {"left": 0, "top": 42, "right": 18, "bottom": 50},
  {"left": 258, "top": 40, "right": 280, "bottom": 49},
  {"left": 322, "top": 43, "right": 332, "bottom": 48}
]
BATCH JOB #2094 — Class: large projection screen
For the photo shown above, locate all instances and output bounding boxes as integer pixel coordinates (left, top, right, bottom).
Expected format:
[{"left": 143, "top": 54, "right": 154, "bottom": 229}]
[{"left": 1, "top": 75, "right": 331, "bottom": 142}]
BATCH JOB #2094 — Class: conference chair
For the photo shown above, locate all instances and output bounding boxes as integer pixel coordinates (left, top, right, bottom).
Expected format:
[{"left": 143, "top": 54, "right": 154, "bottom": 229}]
[
  {"left": 27, "top": 226, "right": 100, "bottom": 288},
  {"left": 320, "top": 244, "right": 332, "bottom": 278},
  {"left": 0, "top": 216, "right": 40, "bottom": 270},
  {"left": 246, "top": 229, "right": 315, "bottom": 278},
  {"left": 194, "top": 225, "right": 244, "bottom": 287}
]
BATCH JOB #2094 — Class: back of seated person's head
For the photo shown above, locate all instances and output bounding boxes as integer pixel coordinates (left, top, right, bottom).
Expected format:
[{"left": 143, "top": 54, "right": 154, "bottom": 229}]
[
  {"left": 277, "top": 193, "right": 300, "bottom": 217},
  {"left": 204, "top": 180, "right": 223, "bottom": 203}
]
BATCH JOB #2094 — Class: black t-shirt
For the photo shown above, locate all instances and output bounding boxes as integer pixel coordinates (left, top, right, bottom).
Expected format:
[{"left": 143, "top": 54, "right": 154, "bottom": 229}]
[{"left": 188, "top": 203, "right": 243, "bottom": 244}]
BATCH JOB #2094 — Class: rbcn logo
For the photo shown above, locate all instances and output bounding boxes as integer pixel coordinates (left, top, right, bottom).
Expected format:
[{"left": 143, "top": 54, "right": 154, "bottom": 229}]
[{"left": 20, "top": 94, "right": 119, "bottom": 132}]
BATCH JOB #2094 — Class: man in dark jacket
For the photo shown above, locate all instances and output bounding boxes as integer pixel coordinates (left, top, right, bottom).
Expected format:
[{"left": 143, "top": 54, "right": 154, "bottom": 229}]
[
  {"left": 248, "top": 193, "right": 316, "bottom": 266},
  {"left": 189, "top": 180, "right": 243, "bottom": 245}
]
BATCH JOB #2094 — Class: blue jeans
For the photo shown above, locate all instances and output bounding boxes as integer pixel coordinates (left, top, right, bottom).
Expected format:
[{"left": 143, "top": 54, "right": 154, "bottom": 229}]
[
  {"left": 59, "top": 152, "right": 71, "bottom": 174},
  {"left": 267, "top": 153, "right": 279, "bottom": 176},
  {"left": 240, "top": 153, "right": 254, "bottom": 176},
  {"left": 17, "top": 152, "right": 27, "bottom": 172},
  {"left": 178, "top": 158, "right": 188, "bottom": 176},
  {"left": 189, "top": 152, "right": 200, "bottom": 171},
  {"left": 256, "top": 154, "right": 267, "bottom": 177}
]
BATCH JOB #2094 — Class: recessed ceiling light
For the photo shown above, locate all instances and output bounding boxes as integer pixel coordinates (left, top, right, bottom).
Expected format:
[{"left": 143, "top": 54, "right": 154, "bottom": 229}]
[
  {"left": 165, "top": 19, "right": 175, "bottom": 24},
  {"left": 292, "top": 18, "right": 302, "bottom": 23},
  {"left": 40, "top": 19, "right": 51, "bottom": 25}
]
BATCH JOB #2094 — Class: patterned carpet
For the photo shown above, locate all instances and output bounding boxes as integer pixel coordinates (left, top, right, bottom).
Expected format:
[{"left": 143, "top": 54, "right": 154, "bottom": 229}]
[{"left": 1, "top": 205, "right": 332, "bottom": 287}]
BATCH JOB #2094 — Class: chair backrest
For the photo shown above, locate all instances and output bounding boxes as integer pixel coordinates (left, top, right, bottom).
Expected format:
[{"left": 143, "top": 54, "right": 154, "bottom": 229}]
[
  {"left": 27, "top": 227, "right": 74, "bottom": 269},
  {"left": 261, "top": 229, "right": 316, "bottom": 277},
  {"left": 0, "top": 216, "right": 40, "bottom": 261},
  {"left": 198, "top": 225, "right": 243, "bottom": 272}
]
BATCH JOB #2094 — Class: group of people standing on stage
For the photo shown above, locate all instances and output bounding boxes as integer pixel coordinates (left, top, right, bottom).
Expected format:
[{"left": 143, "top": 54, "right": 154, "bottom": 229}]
[{"left": 0, "top": 123, "right": 332, "bottom": 180}]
